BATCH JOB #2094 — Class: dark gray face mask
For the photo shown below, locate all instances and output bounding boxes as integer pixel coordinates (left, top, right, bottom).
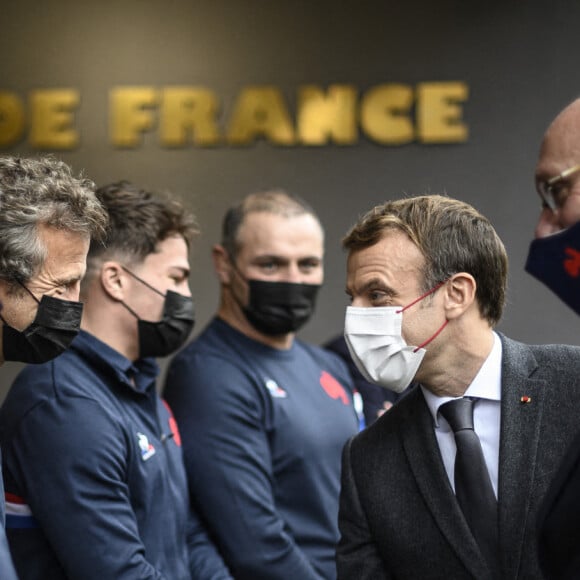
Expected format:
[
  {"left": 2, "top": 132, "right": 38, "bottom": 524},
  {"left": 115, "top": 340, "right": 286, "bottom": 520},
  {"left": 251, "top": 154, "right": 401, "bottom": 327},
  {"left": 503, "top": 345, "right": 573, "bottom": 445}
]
[
  {"left": 1, "top": 284, "right": 83, "bottom": 364},
  {"left": 120, "top": 267, "right": 195, "bottom": 358},
  {"left": 228, "top": 258, "right": 321, "bottom": 336},
  {"left": 242, "top": 279, "right": 320, "bottom": 336}
]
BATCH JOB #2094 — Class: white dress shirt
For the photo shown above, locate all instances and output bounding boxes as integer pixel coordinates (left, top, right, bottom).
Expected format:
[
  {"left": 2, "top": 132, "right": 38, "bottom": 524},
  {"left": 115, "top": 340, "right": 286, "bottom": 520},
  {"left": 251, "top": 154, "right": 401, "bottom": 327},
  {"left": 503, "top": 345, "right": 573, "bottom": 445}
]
[{"left": 421, "top": 332, "right": 502, "bottom": 498}]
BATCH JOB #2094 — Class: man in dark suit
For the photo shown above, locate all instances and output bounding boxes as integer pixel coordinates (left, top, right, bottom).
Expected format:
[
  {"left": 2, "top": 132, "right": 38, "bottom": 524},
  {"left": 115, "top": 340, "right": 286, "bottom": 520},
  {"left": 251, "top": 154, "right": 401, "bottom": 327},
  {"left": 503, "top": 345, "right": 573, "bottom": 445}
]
[
  {"left": 525, "top": 97, "right": 580, "bottom": 580},
  {"left": 337, "top": 194, "right": 580, "bottom": 579}
]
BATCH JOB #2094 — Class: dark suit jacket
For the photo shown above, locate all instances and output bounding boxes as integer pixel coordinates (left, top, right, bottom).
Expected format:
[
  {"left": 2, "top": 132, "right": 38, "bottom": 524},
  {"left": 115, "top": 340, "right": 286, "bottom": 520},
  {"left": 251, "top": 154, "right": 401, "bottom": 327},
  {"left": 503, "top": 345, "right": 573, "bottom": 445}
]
[
  {"left": 537, "top": 426, "right": 580, "bottom": 579},
  {"left": 337, "top": 334, "right": 580, "bottom": 579}
]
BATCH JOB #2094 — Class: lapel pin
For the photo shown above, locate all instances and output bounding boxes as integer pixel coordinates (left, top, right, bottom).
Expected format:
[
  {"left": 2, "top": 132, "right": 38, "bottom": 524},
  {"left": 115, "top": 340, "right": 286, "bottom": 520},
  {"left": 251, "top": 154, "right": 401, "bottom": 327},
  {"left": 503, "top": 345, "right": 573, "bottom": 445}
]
[{"left": 520, "top": 395, "right": 532, "bottom": 404}]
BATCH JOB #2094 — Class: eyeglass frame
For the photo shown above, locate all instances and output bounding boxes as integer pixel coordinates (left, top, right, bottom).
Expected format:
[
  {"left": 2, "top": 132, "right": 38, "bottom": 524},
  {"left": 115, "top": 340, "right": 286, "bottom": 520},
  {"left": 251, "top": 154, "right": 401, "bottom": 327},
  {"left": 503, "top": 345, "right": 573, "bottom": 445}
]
[{"left": 537, "top": 164, "right": 580, "bottom": 212}]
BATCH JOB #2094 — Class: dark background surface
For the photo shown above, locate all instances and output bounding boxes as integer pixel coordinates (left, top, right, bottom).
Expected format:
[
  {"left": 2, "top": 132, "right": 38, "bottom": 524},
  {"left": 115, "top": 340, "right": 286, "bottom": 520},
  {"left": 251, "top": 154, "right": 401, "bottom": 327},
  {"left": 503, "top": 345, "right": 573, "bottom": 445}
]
[{"left": 1, "top": 0, "right": 579, "bottom": 398}]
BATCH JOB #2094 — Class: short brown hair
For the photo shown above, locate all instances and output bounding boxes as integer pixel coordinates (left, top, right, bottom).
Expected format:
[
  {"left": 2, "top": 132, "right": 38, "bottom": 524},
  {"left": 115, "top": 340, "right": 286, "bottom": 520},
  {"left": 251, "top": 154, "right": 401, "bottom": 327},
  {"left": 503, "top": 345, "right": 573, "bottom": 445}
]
[
  {"left": 221, "top": 189, "right": 321, "bottom": 258},
  {"left": 343, "top": 195, "right": 508, "bottom": 325},
  {"left": 86, "top": 181, "right": 198, "bottom": 275}
]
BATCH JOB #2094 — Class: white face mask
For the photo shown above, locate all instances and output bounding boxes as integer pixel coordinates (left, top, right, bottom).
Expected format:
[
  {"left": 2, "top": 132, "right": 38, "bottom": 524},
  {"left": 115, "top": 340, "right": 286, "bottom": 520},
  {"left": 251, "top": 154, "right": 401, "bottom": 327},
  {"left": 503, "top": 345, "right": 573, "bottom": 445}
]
[{"left": 344, "top": 282, "right": 448, "bottom": 393}]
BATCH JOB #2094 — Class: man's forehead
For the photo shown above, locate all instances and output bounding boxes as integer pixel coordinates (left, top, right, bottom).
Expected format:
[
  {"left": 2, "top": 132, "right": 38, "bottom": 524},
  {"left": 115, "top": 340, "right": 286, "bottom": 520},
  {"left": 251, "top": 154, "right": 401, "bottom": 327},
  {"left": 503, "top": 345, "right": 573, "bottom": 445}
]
[
  {"left": 538, "top": 107, "right": 580, "bottom": 170},
  {"left": 237, "top": 212, "right": 323, "bottom": 252},
  {"left": 240, "top": 210, "right": 320, "bottom": 228},
  {"left": 347, "top": 232, "right": 423, "bottom": 278}
]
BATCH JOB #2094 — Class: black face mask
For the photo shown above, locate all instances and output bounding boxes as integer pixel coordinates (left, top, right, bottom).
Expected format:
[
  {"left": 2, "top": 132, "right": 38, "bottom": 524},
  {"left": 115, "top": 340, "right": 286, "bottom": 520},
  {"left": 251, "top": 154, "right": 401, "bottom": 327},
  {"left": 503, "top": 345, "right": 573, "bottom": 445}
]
[
  {"left": 525, "top": 221, "right": 580, "bottom": 315},
  {"left": 242, "top": 279, "right": 320, "bottom": 336},
  {"left": 1, "top": 291, "right": 83, "bottom": 364},
  {"left": 121, "top": 267, "right": 195, "bottom": 358}
]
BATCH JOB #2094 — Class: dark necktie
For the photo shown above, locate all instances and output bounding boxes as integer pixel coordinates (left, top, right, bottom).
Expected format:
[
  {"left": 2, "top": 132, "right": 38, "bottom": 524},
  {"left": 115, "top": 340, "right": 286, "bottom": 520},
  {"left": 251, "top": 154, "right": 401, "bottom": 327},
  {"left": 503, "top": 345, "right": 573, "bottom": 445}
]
[{"left": 440, "top": 397, "right": 499, "bottom": 576}]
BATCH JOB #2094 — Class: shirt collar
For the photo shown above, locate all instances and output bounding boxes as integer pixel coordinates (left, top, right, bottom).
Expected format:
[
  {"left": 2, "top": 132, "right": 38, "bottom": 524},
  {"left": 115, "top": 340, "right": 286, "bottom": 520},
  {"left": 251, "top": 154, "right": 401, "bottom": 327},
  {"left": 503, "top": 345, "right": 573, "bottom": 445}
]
[
  {"left": 71, "top": 330, "right": 159, "bottom": 393},
  {"left": 421, "top": 331, "right": 502, "bottom": 427}
]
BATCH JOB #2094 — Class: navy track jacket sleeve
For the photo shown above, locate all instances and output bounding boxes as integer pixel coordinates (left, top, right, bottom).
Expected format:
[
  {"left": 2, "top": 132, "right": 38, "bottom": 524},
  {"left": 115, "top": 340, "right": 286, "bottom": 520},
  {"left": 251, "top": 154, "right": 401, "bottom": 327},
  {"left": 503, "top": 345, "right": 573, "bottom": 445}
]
[
  {"left": 187, "top": 491, "right": 233, "bottom": 579},
  {"left": 5, "top": 396, "right": 173, "bottom": 579}
]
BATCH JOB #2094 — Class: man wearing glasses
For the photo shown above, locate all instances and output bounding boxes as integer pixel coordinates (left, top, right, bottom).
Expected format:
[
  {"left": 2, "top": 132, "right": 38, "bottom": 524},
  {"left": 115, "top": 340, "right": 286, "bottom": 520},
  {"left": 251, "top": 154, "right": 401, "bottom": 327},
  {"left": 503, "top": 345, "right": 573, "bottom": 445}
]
[
  {"left": 527, "top": 97, "right": 580, "bottom": 580},
  {"left": 526, "top": 98, "right": 580, "bottom": 313}
]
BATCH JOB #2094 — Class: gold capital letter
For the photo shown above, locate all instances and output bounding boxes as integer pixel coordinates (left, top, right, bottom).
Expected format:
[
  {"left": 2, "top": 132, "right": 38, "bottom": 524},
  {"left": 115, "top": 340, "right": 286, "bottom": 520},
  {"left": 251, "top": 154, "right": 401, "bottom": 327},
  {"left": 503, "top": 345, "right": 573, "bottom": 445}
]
[
  {"left": 297, "top": 85, "right": 357, "bottom": 145},
  {"left": 227, "top": 86, "right": 295, "bottom": 145},
  {"left": 161, "top": 87, "right": 221, "bottom": 146},
  {"left": 417, "top": 82, "right": 468, "bottom": 143},
  {"left": 0, "top": 92, "right": 25, "bottom": 147},
  {"left": 30, "top": 89, "right": 79, "bottom": 149},
  {"left": 360, "top": 84, "right": 414, "bottom": 145},
  {"left": 110, "top": 87, "right": 158, "bottom": 147}
]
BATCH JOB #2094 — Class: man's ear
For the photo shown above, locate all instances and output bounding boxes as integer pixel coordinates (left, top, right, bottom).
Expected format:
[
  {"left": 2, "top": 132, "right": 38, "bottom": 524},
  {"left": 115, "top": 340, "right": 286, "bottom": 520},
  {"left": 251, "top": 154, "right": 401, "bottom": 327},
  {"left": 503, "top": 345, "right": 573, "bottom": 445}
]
[
  {"left": 100, "top": 261, "right": 127, "bottom": 301},
  {"left": 212, "top": 244, "right": 233, "bottom": 285},
  {"left": 443, "top": 273, "right": 476, "bottom": 319}
]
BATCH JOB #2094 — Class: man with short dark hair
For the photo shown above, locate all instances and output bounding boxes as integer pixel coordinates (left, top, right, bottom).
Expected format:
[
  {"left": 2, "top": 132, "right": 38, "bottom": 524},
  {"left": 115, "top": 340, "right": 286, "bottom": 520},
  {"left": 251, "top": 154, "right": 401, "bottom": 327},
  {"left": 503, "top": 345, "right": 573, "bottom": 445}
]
[
  {"left": 338, "top": 194, "right": 580, "bottom": 579},
  {"left": 0, "top": 155, "right": 107, "bottom": 580},
  {"left": 0, "top": 181, "right": 231, "bottom": 579},
  {"left": 164, "top": 190, "right": 359, "bottom": 579}
]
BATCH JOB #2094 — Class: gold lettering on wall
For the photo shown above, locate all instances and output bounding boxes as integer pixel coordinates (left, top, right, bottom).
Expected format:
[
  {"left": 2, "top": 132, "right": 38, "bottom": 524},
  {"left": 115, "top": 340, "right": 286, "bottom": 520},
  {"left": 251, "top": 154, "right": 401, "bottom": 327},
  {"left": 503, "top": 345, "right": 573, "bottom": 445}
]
[
  {"left": 0, "top": 82, "right": 469, "bottom": 150},
  {"left": 417, "top": 82, "right": 469, "bottom": 143},
  {"left": 110, "top": 87, "right": 158, "bottom": 147},
  {"left": 226, "top": 86, "right": 295, "bottom": 145},
  {"left": 360, "top": 84, "right": 414, "bottom": 145},
  {"left": 297, "top": 85, "right": 357, "bottom": 145},
  {"left": 30, "top": 89, "right": 79, "bottom": 149},
  {"left": 160, "top": 87, "right": 221, "bottom": 146},
  {"left": 0, "top": 92, "right": 25, "bottom": 147}
]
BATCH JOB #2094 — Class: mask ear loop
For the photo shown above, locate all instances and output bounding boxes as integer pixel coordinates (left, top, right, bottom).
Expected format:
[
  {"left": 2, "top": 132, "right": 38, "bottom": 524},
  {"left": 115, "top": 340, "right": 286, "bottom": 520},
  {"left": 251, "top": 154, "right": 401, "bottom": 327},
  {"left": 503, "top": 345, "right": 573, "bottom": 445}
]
[
  {"left": 118, "top": 300, "right": 141, "bottom": 320},
  {"left": 17, "top": 281, "right": 41, "bottom": 304},
  {"left": 395, "top": 279, "right": 449, "bottom": 353},
  {"left": 117, "top": 266, "right": 165, "bottom": 321},
  {"left": 225, "top": 254, "right": 252, "bottom": 312},
  {"left": 413, "top": 320, "right": 448, "bottom": 352},
  {"left": 121, "top": 266, "right": 165, "bottom": 297},
  {"left": 396, "top": 280, "right": 447, "bottom": 314},
  {"left": 0, "top": 280, "right": 41, "bottom": 326}
]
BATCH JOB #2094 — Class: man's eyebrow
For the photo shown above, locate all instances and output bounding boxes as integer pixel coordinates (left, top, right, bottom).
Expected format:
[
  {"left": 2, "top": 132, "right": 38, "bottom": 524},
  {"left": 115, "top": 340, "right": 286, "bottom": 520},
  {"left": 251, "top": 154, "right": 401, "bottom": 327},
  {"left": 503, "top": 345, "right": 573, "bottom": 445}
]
[
  {"left": 171, "top": 266, "right": 190, "bottom": 277},
  {"left": 363, "top": 277, "right": 392, "bottom": 293},
  {"left": 55, "top": 274, "right": 83, "bottom": 286},
  {"left": 346, "top": 277, "right": 395, "bottom": 296},
  {"left": 254, "top": 255, "right": 289, "bottom": 263}
]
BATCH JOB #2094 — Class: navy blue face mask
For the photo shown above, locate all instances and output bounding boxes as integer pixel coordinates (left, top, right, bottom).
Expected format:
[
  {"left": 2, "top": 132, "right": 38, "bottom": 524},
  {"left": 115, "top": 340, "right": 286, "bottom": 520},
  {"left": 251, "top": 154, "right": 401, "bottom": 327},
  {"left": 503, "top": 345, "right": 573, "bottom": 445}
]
[{"left": 525, "top": 221, "right": 580, "bottom": 315}]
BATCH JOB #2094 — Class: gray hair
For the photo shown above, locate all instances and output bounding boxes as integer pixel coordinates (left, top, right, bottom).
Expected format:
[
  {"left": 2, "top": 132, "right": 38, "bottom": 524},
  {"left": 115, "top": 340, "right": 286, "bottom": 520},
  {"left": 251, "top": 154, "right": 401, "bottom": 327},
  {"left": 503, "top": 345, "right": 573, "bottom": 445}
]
[{"left": 0, "top": 156, "right": 108, "bottom": 284}]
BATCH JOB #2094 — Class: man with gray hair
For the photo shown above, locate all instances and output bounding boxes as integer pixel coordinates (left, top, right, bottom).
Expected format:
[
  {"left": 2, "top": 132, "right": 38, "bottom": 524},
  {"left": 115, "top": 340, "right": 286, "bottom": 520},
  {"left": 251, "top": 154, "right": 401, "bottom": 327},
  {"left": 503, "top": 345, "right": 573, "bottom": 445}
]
[
  {"left": 0, "top": 155, "right": 107, "bottom": 365},
  {"left": 0, "top": 155, "right": 107, "bottom": 579}
]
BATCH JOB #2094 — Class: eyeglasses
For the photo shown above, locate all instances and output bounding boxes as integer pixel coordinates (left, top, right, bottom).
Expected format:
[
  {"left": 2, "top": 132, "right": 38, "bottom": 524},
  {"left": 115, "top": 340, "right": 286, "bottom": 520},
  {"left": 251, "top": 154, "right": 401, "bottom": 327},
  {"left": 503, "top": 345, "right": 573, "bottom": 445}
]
[{"left": 537, "top": 164, "right": 580, "bottom": 212}]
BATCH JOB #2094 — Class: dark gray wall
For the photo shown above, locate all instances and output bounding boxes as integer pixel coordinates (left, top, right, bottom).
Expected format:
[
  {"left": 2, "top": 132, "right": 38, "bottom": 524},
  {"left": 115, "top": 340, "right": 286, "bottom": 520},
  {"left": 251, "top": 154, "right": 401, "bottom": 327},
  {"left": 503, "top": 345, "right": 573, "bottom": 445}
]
[{"left": 1, "top": 0, "right": 579, "bottom": 399}]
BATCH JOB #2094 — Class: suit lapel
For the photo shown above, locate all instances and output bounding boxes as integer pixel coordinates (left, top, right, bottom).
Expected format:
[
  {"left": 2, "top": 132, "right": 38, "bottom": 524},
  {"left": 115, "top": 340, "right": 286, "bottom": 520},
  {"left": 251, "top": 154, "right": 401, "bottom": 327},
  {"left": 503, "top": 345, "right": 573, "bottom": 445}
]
[
  {"left": 400, "top": 388, "right": 491, "bottom": 579},
  {"left": 497, "top": 335, "right": 545, "bottom": 579}
]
